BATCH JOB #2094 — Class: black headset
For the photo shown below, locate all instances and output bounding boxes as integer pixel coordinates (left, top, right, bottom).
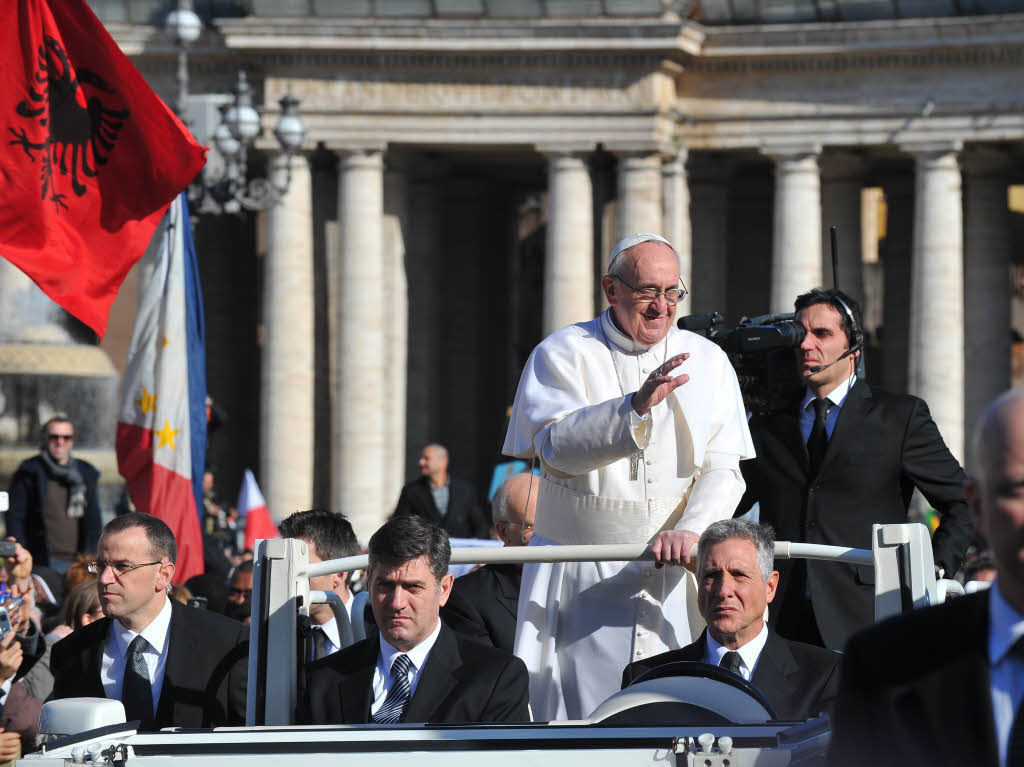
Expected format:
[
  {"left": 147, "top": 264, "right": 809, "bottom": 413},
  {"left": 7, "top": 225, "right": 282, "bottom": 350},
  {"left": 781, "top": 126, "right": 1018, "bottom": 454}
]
[{"left": 831, "top": 292, "right": 866, "bottom": 378}]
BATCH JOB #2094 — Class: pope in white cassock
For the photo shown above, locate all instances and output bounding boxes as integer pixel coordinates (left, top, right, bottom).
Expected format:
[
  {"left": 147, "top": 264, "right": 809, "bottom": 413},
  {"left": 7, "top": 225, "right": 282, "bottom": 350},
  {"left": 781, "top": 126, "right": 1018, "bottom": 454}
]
[{"left": 504, "top": 232, "right": 755, "bottom": 721}]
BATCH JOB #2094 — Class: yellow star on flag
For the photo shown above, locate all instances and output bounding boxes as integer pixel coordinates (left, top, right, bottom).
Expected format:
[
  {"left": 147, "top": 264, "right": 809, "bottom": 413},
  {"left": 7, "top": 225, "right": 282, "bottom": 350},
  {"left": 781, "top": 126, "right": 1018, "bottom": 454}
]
[
  {"left": 155, "top": 420, "right": 179, "bottom": 450},
  {"left": 136, "top": 386, "right": 157, "bottom": 415},
  {"left": 162, "top": 336, "right": 170, "bottom": 347}
]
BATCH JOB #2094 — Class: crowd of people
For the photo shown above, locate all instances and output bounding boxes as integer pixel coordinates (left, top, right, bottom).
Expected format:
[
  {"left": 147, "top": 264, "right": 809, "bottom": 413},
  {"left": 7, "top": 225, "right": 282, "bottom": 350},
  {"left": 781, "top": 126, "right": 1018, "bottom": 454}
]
[{"left": 0, "top": 230, "right": 1015, "bottom": 765}]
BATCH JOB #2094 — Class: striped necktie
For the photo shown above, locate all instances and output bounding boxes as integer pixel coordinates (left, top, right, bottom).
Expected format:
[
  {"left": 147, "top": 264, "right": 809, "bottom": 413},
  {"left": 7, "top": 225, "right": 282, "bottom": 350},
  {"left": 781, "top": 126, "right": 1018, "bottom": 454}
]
[
  {"left": 122, "top": 635, "right": 154, "bottom": 728},
  {"left": 373, "top": 654, "right": 413, "bottom": 724}
]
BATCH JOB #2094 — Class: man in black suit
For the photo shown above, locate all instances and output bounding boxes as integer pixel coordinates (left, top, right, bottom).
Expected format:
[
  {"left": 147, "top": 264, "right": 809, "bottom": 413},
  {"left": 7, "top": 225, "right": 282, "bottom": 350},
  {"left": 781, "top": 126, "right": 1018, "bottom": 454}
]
[
  {"left": 622, "top": 519, "right": 839, "bottom": 721},
  {"left": 300, "top": 515, "right": 529, "bottom": 724},
  {"left": 441, "top": 472, "right": 536, "bottom": 651},
  {"left": 736, "top": 288, "right": 971, "bottom": 651},
  {"left": 279, "top": 509, "right": 362, "bottom": 654},
  {"left": 393, "top": 444, "right": 490, "bottom": 539},
  {"left": 829, "top": 387, "right": 1024, "bottom": 767},
  {"left": 50, "top": 513, "right": 248, "bottom": 730}
]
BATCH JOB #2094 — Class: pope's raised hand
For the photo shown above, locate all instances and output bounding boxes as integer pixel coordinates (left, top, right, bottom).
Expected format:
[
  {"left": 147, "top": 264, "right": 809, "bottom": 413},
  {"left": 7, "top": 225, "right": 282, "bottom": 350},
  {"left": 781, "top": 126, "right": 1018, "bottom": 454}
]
[{"left": 630, "top": 353, "right": 690, "bottom": 417}]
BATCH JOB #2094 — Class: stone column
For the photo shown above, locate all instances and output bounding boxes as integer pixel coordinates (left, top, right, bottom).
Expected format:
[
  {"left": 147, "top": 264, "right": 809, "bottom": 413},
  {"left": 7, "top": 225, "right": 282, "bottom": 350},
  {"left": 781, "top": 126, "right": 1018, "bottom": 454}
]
[
  {"left": 333, "top": 148, "right": 386, "bottom": 544},
  {"left": 766, "top": 147, "right": 823, "bottom": 314},
  {"left": 543, "top": 152, "right": 594, "bottom": 335},
  {"left": 963, "top": 148, "right": 1011, "bottom": 466},
  {"left": 662, "top": 150, "right": 692, "bottom": 314},
  {"left": 820, "top": 151, "right": 865, "bottom": 304},
  {"left": 260, "top": 152, "right": 314, "bottom": 522},
  {"left": 688, "top": 155, "right": 734, "bottom": 316},
  {"left": 382, "top": 165, "right": 409, "bottom": 518},
  {"left": 904, "top": 143, "right": 965, "bottom": 462},
  {"left": 615, "top": 152, "right": 662, "bottom": 237}
]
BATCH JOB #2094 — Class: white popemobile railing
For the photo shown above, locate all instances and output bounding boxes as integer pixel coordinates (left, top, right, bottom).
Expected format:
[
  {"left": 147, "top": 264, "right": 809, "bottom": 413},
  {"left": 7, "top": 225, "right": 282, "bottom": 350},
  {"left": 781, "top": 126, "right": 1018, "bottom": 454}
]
[{"left": 247, "top": 521, "right": 950, "bottom": 728}]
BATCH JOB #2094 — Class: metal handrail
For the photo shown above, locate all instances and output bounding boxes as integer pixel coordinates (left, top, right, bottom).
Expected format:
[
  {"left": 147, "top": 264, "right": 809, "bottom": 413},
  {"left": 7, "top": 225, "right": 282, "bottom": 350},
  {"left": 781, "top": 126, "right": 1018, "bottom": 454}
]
[{"left": 302, "top": 540, "right": 872, "bottom": 579}]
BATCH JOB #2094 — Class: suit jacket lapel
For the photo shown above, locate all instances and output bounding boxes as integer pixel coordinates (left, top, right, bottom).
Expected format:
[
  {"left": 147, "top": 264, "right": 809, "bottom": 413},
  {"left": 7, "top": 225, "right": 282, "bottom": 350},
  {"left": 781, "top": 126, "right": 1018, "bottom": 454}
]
[
  {"left": 495, "top": 565, "right": 521, "bottom": 620},
  {"left": 818, "top": 379, "right": 871, "bottom": 477},
  {"left": 83, "top": 618, "right": 110, "bottom": 697},
  {"left": 156, "top": 600, "right": 189, "bottom": 725},
  {"left": 770, "top": 410, "right": 809, "bottom": 479},
  {"left": 402, "top": 625, "right": 460, "bottom": 723},
  {"left": 341, "top": 638, "right": 378, "bottom": 724},
  {"left": 750, "top": 631, "right": 797, "bottom": 718}
]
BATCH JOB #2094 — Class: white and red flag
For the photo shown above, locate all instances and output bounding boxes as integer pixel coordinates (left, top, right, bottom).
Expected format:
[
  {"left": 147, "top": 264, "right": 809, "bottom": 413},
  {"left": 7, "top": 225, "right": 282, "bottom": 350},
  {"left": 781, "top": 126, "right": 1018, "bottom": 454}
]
[
  {"left": 236, "top": 469, "right": 278, "bottom": 551},
  {"left": 116, "top": 194, "right": 206, "bottom": 584}
]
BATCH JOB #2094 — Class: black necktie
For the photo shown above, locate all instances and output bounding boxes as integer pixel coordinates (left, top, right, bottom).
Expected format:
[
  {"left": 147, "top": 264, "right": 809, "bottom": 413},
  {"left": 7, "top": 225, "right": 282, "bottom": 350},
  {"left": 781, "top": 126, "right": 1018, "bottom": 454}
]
[
  {"left": 719, "top": 650, "right": 744, "bottom": 677},
  {"left": 373, "top": 654, "right": 413, "bottom": 724},
  {"left": 122, "top": 635, "right": 154, "bottom": 728},
  {"left": 311, "top": 626, "right": 329, "bottom": 661},
  {"left": 807, "top": 397, "right": 831, "bottom": 476}
]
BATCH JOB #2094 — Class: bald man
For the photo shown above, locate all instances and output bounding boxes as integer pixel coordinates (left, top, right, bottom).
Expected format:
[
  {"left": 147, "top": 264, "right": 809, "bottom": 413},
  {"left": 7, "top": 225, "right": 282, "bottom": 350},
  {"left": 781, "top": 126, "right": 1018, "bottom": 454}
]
[
  {"left": 828, "top": 388, "right": 1022, "bottom": 767},
  {"left": 440, "top": 473, "right": 537, "bottom": 652}
]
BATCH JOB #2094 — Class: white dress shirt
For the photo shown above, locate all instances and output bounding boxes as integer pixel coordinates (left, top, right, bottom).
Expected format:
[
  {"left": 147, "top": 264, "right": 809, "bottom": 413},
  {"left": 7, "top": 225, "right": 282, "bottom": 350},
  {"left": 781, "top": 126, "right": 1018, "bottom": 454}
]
[
  {"left": 988, "top": 580, "right": 1024, "bottom": 767},
  {"left": 101, "top": 597, "right": 173, "bottom": 712},
  {"left": 704, "top": 623, "right": 770, "bottom": 683},
  {"left": 799, "top": 373, "right": 857, "bottom": 443},
  {"left": 370, "top": 620, "right": 442, "bottom": 718},
  {"left": 315, "top": 593, "right": 353, "bottom": 657}
]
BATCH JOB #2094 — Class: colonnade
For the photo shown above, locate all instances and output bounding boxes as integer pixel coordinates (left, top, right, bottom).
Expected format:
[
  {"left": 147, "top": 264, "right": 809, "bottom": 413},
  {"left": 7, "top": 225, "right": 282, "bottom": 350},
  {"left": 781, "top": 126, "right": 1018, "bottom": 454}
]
[{"left": 260, "top": 141, "right": 1012, "bottom": 541}]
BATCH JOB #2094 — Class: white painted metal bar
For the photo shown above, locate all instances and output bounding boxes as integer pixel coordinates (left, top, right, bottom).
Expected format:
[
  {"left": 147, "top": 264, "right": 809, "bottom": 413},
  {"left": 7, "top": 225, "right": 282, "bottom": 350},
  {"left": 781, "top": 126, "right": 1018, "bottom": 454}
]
[{"left": 303, "top": 540, "right": 872, "bottom": 579}]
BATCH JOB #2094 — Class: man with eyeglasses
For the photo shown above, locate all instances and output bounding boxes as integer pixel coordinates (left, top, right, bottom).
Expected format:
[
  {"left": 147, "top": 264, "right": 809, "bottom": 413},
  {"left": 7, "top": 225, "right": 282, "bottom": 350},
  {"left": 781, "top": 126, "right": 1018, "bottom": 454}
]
[
  {"left": 441, "top": 472, "right": 537, "bottom": 652},
  {"left": 49, "top": 513, "right": 248, "bottom": 730},
  {"left": 7, "top": 416, "right": 102, "bottom": 573},
  {"left": 504, "top": 232, "right": 754, "bottom": 720}
]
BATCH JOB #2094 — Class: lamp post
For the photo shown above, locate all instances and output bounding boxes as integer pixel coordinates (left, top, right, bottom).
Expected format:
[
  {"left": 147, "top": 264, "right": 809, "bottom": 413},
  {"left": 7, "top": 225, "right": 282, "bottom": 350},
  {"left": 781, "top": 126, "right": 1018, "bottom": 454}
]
[{"left": 166, "top": 0, "right": 306, "bottom": 215}]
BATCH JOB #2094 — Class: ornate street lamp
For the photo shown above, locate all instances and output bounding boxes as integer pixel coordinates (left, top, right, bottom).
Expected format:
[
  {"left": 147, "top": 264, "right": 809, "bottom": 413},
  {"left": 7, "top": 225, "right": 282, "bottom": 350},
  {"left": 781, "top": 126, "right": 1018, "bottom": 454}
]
[{"left": 165, "top": 0, "right": 307, "bottom": 215}]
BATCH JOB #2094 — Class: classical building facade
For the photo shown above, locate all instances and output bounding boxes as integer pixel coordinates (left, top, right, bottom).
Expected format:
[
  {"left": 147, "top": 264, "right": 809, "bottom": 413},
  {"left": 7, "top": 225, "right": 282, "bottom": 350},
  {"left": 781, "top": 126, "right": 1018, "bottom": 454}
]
[{"left": 87, "top": 0, "right": 1024, "bottom": 542}]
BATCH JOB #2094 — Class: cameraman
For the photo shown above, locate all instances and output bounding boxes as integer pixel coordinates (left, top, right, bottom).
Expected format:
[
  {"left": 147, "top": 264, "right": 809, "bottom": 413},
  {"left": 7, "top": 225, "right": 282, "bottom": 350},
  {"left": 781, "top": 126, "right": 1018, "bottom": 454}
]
[{"left": 735, "top": 288, "right": 972, "bottom": 652}]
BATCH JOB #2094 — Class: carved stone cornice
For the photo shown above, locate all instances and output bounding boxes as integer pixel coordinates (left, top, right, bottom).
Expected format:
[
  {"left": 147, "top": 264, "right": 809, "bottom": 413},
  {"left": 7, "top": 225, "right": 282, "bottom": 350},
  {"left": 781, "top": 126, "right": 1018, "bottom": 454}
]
[{"left": 215, "top": 16, "right": 705, "bottom": 57}]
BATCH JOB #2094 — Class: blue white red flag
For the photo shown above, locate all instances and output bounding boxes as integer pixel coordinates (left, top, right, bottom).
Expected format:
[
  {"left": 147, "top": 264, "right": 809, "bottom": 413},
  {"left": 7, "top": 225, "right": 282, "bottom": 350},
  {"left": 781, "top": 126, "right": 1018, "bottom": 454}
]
[
  {"left": 116, "top": 194, "right": 206, "bottom": 583},
  {"left": 237, "top": 469, "right": 278, "bottom": 551}
]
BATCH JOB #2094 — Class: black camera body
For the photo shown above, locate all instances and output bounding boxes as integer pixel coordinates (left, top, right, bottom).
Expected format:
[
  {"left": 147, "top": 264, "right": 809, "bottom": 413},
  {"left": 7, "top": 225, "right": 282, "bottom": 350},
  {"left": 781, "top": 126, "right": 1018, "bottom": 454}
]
[{"left": 679, "top": 312, "right": 806, "bottom": 415}]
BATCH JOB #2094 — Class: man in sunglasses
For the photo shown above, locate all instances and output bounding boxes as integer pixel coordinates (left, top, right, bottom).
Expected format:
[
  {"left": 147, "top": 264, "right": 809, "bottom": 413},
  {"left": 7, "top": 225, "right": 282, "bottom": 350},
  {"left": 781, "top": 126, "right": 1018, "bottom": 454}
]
[
  {"left": 50, "top": 513, "right": 248, "bottom": 730},
  {"left": 504, "top": 233, "right": 754, "bottom": 721},
  {"left": 7, "top": 416, "right": 101, "bottom": 573}
]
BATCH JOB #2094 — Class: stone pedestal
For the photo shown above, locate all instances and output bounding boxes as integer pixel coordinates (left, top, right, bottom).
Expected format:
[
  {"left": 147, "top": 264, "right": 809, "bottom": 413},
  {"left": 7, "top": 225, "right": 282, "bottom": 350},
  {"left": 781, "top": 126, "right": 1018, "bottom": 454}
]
[
  {"left": 662, "top": 150, "right": 692, "bottom": 314},
  {"left": 906, "top": 144, "right": 964, "bottom": 462},
  {"left": 963, "top": 148, "right": 1011, "bottom": 465},
  {"left": 616, "top": 153, "right": 662, "bottom": 237},
  {"left": 333, "top": 149, "right": 386, "bottom": 544},
  {"left": 767, "top": 149, "right": 823, "bottom": 313},
  {"left": 543, "top": 153, "right": 594, "bottom": 335},
  {"left": 261, "top": 153, "right": 314, "bottom": 522}
]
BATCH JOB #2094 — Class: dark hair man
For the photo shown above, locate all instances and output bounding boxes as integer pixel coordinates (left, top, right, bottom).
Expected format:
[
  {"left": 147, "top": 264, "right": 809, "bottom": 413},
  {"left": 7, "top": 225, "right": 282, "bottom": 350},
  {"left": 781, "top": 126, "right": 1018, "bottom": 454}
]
[
  {"left": 440, "top": 472, "right": 537, "bottom": 651},
  {"left": 300, "top": 515, "right": 529, "bottom": 725},
  {"left": 50, "top": 513, "right": 248, "bottom": 729},
  {"left": 279, "top": 508, "right": 361, "bottom": 653},
  {"left": 830, "top": 387, "right": 1024, "bottom": 767},
  {"left": 736, "top": 288, "right": 971, "bottom": 651},
  {"left": 224, "top": 560, "right": 254, "bottom": 624},
  {"left": 622, "top": 519, "right": 839, "bottom": 720},
  {"left": 393, "top": 443, "right": 490, "bottom": 539},
  {"left": 7, "top": 416, "right": 102, "bottom": 572}
]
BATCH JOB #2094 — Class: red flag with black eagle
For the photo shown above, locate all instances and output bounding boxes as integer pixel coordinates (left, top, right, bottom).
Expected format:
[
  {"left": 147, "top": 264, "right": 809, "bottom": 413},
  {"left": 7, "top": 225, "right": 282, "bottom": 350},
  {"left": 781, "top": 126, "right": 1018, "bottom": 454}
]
[{"left": 0, "top": 0, "right": 206, "bottom": 338}]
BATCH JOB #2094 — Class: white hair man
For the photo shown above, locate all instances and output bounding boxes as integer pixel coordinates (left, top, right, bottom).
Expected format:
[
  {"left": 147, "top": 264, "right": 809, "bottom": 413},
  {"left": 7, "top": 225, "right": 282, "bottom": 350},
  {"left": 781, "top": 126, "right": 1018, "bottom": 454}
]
[{"left": 504, "top": 233, "right": 754, "bottom": 720}]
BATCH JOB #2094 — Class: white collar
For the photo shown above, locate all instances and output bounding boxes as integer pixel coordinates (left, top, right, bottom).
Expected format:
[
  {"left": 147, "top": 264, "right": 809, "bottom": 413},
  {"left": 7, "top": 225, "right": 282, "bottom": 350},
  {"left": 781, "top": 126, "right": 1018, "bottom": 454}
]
[
  {"left": 704, "top": 621, "right": 770, "bottom": 677},
  {"left": 379, "top": 619, "right": 442, "bottom": 674},
  {"left": 801, "top": 372, "right": 857, "bottom": 410},
  {"left": 989, "top": 579, "right": 1024, "bottom": 665},
  {"left": 600, "top": 308, "right": 668, "bottom": 355},
  {"left": 111, "top": 597, "right": 172, "bottom": 657}
]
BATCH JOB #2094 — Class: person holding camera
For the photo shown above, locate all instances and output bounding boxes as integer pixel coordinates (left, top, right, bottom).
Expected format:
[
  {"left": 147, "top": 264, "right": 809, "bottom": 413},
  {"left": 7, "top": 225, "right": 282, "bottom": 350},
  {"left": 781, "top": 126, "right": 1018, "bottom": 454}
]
[
  {"left": 735, "top": 288, "right": 972, "bottom": 652},
  {"left": 7, "top": 416, "right": 102, "bottom": 573}
]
